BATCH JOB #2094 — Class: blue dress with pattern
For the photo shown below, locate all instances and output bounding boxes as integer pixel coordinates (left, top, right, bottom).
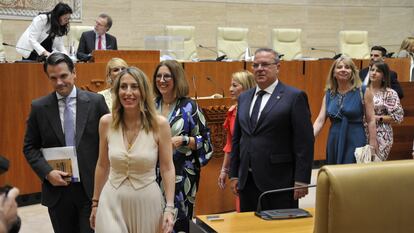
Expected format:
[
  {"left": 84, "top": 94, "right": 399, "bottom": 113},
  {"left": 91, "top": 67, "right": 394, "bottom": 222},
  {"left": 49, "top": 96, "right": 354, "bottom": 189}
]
[{"left": 325, "top": 87, "right": 367, "bottom": 164}]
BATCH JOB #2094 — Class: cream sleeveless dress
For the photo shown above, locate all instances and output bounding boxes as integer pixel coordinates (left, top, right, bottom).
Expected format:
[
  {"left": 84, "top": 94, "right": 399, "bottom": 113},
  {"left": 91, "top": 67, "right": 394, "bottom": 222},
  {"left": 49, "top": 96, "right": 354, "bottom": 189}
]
[{"left": 95, "top": 126, "right": 164, "bottom": 233}]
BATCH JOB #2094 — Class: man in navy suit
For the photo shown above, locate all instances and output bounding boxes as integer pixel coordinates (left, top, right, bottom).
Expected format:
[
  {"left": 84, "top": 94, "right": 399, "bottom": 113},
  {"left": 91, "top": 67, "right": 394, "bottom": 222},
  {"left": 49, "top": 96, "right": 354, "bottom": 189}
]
[
  {"left": 23, "top": 53, "right": 109, "bottom": 233},
  {"left": 359, "top": 45, "right": 404, "bottom": 99},
  {"left": 229, "top": 48, "right": 314, "bottom": 212},
  {"left": 76, "top": 13, "right": 118, "bottom": 61}
]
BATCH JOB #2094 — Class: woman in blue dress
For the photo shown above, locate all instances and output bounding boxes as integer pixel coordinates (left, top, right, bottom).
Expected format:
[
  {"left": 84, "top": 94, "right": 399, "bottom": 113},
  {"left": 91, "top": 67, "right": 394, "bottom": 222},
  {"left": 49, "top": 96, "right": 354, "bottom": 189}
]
[
  {"left": 313, "top": 56, "right": 378, "bottom": 164},
  {"left": 152, "top": 60, "right": 213, "bottom": 232}
]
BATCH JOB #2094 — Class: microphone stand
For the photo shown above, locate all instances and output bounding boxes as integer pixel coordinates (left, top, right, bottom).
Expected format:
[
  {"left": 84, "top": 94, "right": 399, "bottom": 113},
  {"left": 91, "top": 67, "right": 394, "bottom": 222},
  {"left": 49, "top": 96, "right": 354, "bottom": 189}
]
[
  {"left": 2, "top": 42, "right": 46, "bottom": 62},
  {"left": 206, "top": 76, "right": 225, "bottom": 98},
  {"left": 310, "top": 47, "right": 339, "bottom": 59},
  {"left": 192, "top": 75, "right": 198, "bottom": 99},
  {"left": 255, "top": 184, "right": 317, "bottom": 220},
  {"left": 198, "top": 44, "right": 227, "bottom": 61}
]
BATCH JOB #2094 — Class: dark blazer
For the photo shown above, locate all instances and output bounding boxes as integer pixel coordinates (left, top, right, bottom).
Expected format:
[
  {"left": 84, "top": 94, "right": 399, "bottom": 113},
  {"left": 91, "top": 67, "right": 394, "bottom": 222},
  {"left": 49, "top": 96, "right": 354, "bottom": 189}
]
[
  {"left": 230, "top": 82, "right": 314, "bottom": 202},
  {"left": 76, "top": 30, "right": 118, "bottom": 61},
  {"left": 23, "top": 88, "right": 109, "bottom": 207},
  {"left": 359, "top": 67, "right": 404, "bottom": 99}
]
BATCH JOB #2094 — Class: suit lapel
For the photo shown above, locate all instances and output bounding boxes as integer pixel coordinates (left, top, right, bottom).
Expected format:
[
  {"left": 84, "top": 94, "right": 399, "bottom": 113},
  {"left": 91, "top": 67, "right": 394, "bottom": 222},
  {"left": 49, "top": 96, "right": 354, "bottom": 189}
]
[
  {"left": 44, "top": 93, "right": 65, "bottom": 145},
  {"left": 240, "top": 89, "right": 255, "bottom": 133},
  {"left": 105, "top": 34, "right": 111, "bottom": 49},
  {"left": 88, "top": 31, "right": 96, "bottom": 51},
  {"left": 75, "top": 89, "right": 90, "bottom": 147},
  {"left": 254, "top": 82, "right": 285, "bottom": 132}
]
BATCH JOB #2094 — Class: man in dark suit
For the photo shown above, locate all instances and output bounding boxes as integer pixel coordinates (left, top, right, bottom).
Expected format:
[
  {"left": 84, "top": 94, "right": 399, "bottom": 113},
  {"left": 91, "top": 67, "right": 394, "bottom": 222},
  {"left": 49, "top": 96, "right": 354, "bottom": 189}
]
[
  {"left": 359, "top": 45, "right": 404, "bottom": 99},
  {"left": 23, "top": 53, "right": 109, "bottom": 233},
  {"left": 76, "top": 13, "right": 118, "bottom": 61},
  {"left": 229, "top": 48, "right": 314, "bottom": 212}
]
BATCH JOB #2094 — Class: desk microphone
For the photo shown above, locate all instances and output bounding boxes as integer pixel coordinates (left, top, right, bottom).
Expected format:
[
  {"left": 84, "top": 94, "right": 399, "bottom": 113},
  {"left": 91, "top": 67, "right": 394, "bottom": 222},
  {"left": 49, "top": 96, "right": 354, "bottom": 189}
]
[
  {"left": 3, "top": 42, "right": 47, "bottom": 62},
  {"left": 255, "top": 184, "right": 316, "bottom": 219},
  {"left": 206, "top": 76, "right": 225, "bottom": 98},
  {"left": 198, "top": 44, "right": 227, "bottom": 61},
  {"left": 192, "top": 75, "right": 198, "bottom": 99},
  {"left": 310, "top": 47, "right": 342, "bottom": 59}
]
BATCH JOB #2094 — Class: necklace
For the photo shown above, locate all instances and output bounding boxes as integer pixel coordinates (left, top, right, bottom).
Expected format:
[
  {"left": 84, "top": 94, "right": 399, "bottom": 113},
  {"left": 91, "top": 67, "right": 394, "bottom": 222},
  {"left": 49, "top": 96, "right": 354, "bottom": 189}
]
[{"left": 123, "top": 125, "right": 139, "bottom": 150}]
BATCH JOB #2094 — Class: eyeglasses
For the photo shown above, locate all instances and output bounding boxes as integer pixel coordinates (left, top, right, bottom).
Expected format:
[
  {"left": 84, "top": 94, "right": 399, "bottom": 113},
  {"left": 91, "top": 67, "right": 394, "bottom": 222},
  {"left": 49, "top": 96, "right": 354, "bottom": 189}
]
[
  {"left": 155, "top": 73, "right": 173, "bottom": 81},
  {"left": 111, "top": 67, "right": 125, "bottom": 72},
  {"left": 252, "top": 62, "right": 277, "bottom": 69}
]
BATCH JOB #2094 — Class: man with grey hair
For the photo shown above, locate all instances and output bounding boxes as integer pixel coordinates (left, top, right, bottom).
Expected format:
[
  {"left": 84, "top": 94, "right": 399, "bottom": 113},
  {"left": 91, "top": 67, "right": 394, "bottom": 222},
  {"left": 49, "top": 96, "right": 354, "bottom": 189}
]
[
  {"left": 76, "top": 13, "right": 118, "bottom": 61},
  {"left": 229, "top": 48, "right": 314, "bottom": 212}
]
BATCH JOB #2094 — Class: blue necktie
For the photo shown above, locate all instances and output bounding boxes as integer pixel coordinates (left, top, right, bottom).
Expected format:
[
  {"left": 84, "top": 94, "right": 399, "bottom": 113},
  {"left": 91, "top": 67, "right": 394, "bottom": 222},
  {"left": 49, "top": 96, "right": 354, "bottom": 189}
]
[
  {"left": 250, "top": 90, "right": 266, "bottom": 128},
  {"left": 63, "top": 97, "right": 75, "bottom": 146}
]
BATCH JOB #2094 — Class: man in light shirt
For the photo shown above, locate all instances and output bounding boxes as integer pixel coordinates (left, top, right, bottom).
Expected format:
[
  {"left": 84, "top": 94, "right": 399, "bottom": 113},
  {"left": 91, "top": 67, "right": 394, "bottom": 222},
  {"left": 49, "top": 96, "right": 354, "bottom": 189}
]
[{"left": 76, "top": 13, "right": 118, "bottom": 61}]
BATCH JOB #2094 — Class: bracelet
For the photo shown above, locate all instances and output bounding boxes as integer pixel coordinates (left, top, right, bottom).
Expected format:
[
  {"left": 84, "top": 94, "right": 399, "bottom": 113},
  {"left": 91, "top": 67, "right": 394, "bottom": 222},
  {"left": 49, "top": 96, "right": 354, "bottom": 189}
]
[
  {"left": 92, "top": 199, "right": 99, "bottom": 203},
  {"left": 165, "top": 203, "right": 174, "bottom": 208},
  {"left": 221, "top": 168, "right": 229, "bottom": 174},
  {"left": 91, "top": 204, "right": 98, "bottom": 208}
]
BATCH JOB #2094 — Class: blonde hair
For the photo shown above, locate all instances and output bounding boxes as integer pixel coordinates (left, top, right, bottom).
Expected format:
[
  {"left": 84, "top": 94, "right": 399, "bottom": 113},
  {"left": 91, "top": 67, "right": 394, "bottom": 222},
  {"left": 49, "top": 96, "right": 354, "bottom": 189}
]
[
  {"left": 325, "top": 56, "right": 362, "bottom": 93},
  {"left": 232, "top": 70, "right": 256, "bottom": 90},
  {"left": 398, "top": 37, "right": 414, "bottom": 52},
  {"left": 105, "top": 58, "right": 128, "bottom": 84},
  {"left": 111, "top": 67, "right": 158, "bottom": 133},
  {"left": 152, "top": 60, "right": 189, "bottom": 99}
]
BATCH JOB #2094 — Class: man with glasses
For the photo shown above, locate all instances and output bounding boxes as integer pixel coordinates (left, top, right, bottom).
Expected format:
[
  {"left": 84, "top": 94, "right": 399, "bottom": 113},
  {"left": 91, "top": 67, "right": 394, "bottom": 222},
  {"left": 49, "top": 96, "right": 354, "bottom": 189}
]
[
  {"left": 76, "top": 13, "right": 118, "bottom": 62},
  {"left": 229, "top": 48, "right": 314, "bottom": 212},
  {"left": 359, "top": 45, "right": 403, "bottom": 99}
]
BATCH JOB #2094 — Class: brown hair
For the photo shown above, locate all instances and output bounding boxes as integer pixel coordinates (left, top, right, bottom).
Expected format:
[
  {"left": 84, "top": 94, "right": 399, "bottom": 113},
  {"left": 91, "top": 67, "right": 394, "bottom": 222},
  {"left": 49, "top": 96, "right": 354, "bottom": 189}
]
[{"left": 152, "top": 60, "right": 189, "bottom": 99}]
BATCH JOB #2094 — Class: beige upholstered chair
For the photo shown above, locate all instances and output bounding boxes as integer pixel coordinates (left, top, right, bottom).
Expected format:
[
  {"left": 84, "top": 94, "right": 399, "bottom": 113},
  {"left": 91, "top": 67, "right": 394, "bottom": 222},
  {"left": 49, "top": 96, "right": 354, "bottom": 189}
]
[
  {"left": 67, "top": 25, "right": 94, "bottom": 52},
  {"left": 272, "top": 28, "right": 302, "bottom": 60},
  {"left": 0, "top": 20, "right": 5, "bottom": 61},
  {"left": 217, "top": 27, "right": 249, "bottom": 60},
  {"left": 165, "top": 25, "right": 197, "bottom": 60},
  {"left": 338, "top": 30, "right": 370, "bottom": 59},
  {"left": 314, "top": 160, "right": 414, "bottom": 233}
]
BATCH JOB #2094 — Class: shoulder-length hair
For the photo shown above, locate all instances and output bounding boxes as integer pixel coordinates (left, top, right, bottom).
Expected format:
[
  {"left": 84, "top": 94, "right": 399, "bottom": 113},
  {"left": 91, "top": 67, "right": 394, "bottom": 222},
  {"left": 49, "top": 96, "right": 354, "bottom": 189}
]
[
  {"left": 399, "top": 37, "right": 414, "bottom": 52},
  {"left": 325, "top": 56, "right": 362, "bottom": 93},
  {"left": 368, "top": 61, "right": 391, "bottom": 89},
  {"left": 42, "top": 2, "right": 72, "bottom": 37},
  {"left": 105, "top": 58, "right": 128, "bottom": 84},
  {"left": 111, "top": 67, "right": 159, "bottom": 133},
  {"left": 152, "top": 60, "right": 189, "bottom": 99},
  {"left": 232, "top": 70, "right": 256, "bottom": 90}
]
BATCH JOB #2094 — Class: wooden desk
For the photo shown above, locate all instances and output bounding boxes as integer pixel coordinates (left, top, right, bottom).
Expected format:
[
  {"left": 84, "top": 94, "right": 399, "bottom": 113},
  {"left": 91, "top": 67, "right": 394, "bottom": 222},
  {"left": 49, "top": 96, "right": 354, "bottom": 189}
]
[
  {"left": 91, "top": 50, "right": 160, "bottom": 63},
  {"left": 191, "top": 208, "right": 315, "bottom": 233}
]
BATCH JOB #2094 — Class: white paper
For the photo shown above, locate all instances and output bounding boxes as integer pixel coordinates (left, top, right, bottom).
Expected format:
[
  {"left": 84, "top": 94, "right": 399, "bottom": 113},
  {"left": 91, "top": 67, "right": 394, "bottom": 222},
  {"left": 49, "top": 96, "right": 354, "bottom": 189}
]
[{"left": 41, "top": 146, "right": 80, "bottom": 182}]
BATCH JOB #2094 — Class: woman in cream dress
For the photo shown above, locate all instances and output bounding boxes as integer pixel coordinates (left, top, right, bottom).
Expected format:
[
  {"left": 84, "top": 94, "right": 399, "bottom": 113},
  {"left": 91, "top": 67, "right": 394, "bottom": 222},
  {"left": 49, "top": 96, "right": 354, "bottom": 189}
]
[
  {"left": 98, "top": 58, "right": 128, "bottom": 111},
  {"left": 90, "top": 67, "right": 176, "bottom": 233}
]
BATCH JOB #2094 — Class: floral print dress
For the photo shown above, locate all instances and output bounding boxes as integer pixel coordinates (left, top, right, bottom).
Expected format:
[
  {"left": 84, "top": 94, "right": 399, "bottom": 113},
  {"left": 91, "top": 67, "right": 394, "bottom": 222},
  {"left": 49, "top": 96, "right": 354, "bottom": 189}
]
[
  {"left": 373, "top": 88, "right": 404, "bottom": 161},
  {"left": 156, "top": 97, "right": 213, "bottom": 232}
]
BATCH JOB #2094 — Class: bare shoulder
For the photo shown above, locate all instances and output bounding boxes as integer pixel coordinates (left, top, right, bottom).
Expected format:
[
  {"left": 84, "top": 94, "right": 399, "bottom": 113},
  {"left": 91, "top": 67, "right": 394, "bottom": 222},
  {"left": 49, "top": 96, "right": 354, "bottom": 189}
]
[
  {"left": 100, "top": 114, "right": 112, "bottom": 126},
  {"left": 156, "top": 115, "right": 169, "bottom": 128}
]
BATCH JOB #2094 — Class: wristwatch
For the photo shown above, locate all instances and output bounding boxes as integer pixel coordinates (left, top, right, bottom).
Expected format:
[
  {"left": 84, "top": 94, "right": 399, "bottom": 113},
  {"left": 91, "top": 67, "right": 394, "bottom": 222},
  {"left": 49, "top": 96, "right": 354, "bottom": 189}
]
[{"left": 182, "top": 136, "right": 190, "bottom": 146}]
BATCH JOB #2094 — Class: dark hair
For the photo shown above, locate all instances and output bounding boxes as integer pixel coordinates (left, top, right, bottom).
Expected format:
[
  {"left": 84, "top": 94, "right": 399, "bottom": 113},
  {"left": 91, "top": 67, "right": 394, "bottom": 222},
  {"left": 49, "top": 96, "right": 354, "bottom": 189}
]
[
  {"left": 152, "top": 60, "right": 189, "bottom": 99},
  {"left": 369, "top": 61, "right": 391, "bottom": 89},
  {"left": 371, "top": 46, "right": 387, "bottom": 57},
  {"left": 98, "top": 13, "right": 113, "bottom": 31},
  {"left": 43, "top": 53, "right": 74, "bottom": 73},
  {"left": 254, "top": 48, "right": 280, "bottom": 63},
  {"left": 42, "top": 2, "right": 72, "bottom": 37}
]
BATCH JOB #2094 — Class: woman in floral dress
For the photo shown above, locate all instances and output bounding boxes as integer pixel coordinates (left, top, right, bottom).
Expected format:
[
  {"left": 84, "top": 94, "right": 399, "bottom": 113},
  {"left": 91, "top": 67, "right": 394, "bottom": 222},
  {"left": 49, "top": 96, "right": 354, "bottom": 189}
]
[
  {"left": 153, "top": 60, "right": 213, "bottom": 232},
  {"left": 368, "top": 61, "right": 404, "bottom": 161}
]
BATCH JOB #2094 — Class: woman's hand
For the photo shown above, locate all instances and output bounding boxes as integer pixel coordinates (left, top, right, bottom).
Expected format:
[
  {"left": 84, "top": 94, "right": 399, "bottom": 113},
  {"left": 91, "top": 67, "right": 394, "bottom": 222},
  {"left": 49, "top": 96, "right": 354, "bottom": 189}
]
[
  {"left": 171, "top": 136, "right": 183, "bottom": 149},
  {"left": 89, "top": 206, "right": 97, "bottom": 230},
  {"left": 218, "top": 171, "right": 227, "bottom": 189},
  {"left": 162, "top": 211, "right": 175, "bottom": 233}
]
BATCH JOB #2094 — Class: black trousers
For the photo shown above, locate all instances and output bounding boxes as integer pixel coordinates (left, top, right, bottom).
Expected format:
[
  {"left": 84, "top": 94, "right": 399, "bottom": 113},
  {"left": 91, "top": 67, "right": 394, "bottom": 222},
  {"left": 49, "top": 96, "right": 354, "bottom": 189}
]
[
  {"left": 47, "top": 183, "right": 93, "bottom": 233},
  {"left": 239, "top": 171, "right": 297, "bottom": 212}
]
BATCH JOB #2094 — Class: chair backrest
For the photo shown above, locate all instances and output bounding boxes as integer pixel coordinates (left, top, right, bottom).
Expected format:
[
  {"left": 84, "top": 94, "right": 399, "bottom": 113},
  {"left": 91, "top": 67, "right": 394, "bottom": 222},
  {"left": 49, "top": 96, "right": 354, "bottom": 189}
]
[
  {"left": 68, "top": 25, "right": 94, "bottom": 51},
  {"left": 272, "top": 28, "right": 302, "bottom": 60},
  {"left": 314, "top": 160, "right": 414, "bottom": 233},
  {"left": 0, "top": 20, "right": 5, "bottom": 61},
  {"left": 338, "top": 30, "right": 370, "bottom": 59},
  {"left": 165, "top": 25, "right": 197, "bottom": 60},
  {"left": 217, "top": 27, "right": 249, "bottom": 60}
]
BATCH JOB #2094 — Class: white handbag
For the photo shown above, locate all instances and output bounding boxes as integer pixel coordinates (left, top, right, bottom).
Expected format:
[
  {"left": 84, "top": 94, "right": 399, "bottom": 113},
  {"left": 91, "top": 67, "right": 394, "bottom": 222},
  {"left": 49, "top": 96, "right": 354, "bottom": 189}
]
[{"left": 354, "top": 145, "right": 380, "bottom": 163}]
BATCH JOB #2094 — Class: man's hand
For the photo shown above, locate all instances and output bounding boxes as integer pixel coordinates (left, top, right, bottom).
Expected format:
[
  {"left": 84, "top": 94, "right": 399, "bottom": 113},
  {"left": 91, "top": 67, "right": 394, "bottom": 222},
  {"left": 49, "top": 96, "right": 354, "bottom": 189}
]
[
  {"left": 46, "top": 170, "right": 69, "bottom": 186},
  {"left": 230, "top": 179, "right": 239, "bottom": 196},
  {"left": 293, "top": 183, "right": 309, "bottom": 200}
]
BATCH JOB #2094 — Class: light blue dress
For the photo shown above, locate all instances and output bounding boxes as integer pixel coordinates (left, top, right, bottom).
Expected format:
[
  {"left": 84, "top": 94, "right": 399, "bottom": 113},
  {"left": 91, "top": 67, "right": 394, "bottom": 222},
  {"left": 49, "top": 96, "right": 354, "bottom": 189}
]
[{"left": 326, "top": 87, "right": 367, "bottom": 164}]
